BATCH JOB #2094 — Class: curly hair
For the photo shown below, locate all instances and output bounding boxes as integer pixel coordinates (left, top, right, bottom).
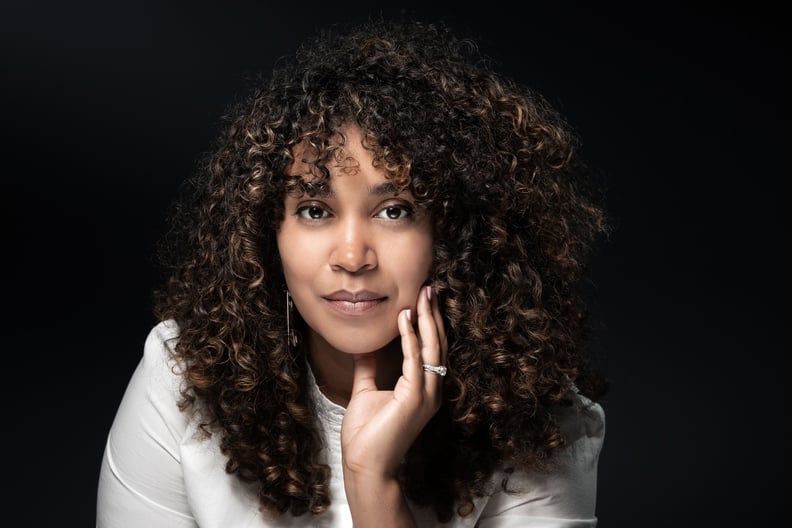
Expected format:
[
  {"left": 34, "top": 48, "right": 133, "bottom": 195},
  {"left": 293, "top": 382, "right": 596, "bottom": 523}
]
[{"left": 153, "top": 16, "right": 610, "bottom": 522}]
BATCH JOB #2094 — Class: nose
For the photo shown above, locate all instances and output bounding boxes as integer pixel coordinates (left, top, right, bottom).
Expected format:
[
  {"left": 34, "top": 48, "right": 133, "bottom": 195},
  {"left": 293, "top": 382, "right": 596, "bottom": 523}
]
[{"left": 328, "top": 218, "right": 377, "bottom": 273}]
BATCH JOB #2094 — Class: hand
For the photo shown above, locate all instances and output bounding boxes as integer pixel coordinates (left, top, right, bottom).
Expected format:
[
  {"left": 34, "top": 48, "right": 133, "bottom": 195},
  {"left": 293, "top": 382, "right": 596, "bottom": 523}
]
[{"left": 341, "top": 284, "right": 448, "bottom": 480}]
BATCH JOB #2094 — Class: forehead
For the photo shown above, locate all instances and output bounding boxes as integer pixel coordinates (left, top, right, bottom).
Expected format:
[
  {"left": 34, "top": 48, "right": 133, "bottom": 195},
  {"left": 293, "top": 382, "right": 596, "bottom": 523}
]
[
  {"left": 286, "top": 126, "right": 396, "bottom": 194},
  {"left": 288, "top": 125, "right": 366, "bottom": 176},
  {"left": 285, "top": 123, "right": 414, "bottom": 200}
]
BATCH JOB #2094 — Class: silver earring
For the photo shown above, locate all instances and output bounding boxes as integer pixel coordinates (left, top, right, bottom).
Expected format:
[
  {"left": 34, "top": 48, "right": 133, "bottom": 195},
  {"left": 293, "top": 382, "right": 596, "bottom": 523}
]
[{"left": 286, "top": 291, "right": 299, "bottom": 348}]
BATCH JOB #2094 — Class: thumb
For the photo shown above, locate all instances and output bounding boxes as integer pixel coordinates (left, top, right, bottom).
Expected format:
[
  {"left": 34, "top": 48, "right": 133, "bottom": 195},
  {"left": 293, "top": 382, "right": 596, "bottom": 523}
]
[{"left": 351, "top": 352, "right": 378, "bottom": 395}]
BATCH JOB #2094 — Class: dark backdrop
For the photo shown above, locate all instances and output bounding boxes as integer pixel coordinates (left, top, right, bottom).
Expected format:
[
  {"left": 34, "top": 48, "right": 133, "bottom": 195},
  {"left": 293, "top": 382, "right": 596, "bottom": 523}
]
[{"left": 4, "top": 1, "right": 787, "bottom": 526}]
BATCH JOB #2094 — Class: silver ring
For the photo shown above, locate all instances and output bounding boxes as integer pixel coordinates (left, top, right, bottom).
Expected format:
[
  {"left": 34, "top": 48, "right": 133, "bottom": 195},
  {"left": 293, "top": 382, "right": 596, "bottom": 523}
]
[{"left": 421, "top": 364, "right": 447, "bottom": 377}]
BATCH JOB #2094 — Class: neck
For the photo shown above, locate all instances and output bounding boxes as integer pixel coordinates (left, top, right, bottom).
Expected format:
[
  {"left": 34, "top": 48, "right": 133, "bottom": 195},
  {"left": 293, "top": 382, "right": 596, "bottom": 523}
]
[{"left": 307, "top": 332, "right": 402, "bottom": 407}]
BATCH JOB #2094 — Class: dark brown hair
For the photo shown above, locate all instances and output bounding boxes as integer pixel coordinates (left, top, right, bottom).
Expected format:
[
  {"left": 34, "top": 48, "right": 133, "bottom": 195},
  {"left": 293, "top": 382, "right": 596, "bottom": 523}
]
[{"left": 154, "top": 16, "right": 609, "bottom": 522}]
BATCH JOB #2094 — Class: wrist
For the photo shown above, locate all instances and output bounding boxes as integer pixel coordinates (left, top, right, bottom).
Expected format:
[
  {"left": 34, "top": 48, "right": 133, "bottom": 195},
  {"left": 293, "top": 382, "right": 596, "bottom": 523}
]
[{"left": 344, "top": 473, "right": 415, "bottom": 528}]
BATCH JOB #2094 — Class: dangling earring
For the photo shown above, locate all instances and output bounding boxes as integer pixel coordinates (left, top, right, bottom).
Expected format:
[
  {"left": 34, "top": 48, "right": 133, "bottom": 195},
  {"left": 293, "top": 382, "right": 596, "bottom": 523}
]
[{"left": 286, "top": 290, "right": 299, "bottom": 348}]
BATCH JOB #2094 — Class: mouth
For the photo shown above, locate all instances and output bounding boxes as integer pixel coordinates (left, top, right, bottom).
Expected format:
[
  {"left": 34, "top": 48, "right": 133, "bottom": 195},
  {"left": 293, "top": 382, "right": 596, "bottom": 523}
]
[{"left": 323, "top": 290, "right": 387, "bottom": 315}]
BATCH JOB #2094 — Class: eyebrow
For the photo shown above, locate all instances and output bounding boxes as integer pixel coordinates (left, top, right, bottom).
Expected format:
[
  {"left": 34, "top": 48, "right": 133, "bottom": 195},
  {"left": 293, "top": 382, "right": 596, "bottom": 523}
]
[
  {"left": 370, "top": 182, "right": 401, "bottom": 196},
  {"left": 306, "top": 181, "right": 402, "bottom": 198}
]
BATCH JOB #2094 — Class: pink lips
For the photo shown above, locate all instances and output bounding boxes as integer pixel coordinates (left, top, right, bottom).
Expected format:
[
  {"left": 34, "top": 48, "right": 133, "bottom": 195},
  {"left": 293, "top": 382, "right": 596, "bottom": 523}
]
[{"left": 323, "top": 290, "right": 386, "bottom": 315}]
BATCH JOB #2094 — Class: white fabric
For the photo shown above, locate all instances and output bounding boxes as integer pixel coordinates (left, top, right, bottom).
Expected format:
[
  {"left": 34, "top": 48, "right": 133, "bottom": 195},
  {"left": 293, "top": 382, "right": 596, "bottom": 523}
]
[{"left": 97, "top": 320, "right": 605, "bottom": 527}]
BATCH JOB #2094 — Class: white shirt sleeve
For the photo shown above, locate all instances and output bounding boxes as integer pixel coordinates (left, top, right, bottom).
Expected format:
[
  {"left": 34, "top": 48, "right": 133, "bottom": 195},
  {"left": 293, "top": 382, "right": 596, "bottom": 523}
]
[
  {"left": 476, "top": 396, "right": 606, "bottom": 528},
  {"left": 96, "top": 321, "right": 198, "bottom": 528}
]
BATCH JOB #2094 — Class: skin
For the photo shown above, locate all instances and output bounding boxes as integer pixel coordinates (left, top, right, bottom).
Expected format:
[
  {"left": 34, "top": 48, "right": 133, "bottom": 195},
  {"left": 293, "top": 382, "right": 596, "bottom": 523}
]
[{"left": 276, "top": 125, "right": 448, "bottom": 525}]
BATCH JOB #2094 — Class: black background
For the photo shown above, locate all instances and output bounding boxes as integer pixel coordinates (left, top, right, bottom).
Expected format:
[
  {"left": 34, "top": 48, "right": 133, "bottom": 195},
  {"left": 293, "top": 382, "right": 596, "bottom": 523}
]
[{"left": 4, "top": 1, "right": 788, "bottom": 526}]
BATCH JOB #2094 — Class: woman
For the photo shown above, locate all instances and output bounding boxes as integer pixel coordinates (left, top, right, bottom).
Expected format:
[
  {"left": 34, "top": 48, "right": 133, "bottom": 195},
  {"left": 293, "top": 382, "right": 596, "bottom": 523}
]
[{"left": 97, "top": 16, "right": 609, "bottom": 527}]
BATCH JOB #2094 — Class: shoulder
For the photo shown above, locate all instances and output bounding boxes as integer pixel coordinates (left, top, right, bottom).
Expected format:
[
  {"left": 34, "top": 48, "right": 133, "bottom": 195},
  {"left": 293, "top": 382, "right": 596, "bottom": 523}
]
[
  {"left": 108, "top": 319, "right": 189, "bottom": 439},
  {"left": 114, "top": 319, "right": 187, "bottom": 409},
  {"left": 98, "top": 320, "right": 196, "bottom": 524},
  {"left": 142, "top": 319, "right": 181, "bottom": 371},
  {"left": 475, "top": 391, "right": 605, "bottom": 526},
  {"left": 102, "top": 319, "right": 195, "bottom": 471},
  {"left": 555, "top": 390, "right": 606, "bottom": 470}
]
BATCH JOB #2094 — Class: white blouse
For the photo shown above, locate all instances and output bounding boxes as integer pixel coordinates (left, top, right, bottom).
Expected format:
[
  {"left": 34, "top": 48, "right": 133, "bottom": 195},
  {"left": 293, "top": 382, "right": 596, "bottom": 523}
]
[{"left": 97, "top": 320, "right": 605, "bottom": 527}]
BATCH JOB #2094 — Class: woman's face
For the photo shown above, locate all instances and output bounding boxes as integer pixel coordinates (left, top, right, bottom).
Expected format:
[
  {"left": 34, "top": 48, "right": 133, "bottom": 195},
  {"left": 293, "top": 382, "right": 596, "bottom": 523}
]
[{"left": 277, "top": 125, "right": 433, "bottom": 355}]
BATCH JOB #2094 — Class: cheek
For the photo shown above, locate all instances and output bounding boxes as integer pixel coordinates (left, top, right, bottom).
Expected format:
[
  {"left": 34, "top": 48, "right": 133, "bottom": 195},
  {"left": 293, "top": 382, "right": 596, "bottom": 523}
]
[
  {"left": 276, "top": 226, "right": 319, "bottom": 279},
  {"left": 414, "top": 227, "right": 434, "bottom": 273},
  {"left": 277, "top": 240, "right": 304, "bottom": 290},
  {"left": 393, "top": 235, "right": 434, "bottom": 288}
]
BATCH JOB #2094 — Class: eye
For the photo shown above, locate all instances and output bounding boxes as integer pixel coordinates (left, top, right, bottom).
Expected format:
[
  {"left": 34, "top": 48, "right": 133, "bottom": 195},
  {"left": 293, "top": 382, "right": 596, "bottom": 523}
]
[
  {"left": 375, "top": 205, "right": 413, "bottom": 220},
  {"left": 296, "top": 205, "right": 330, "bottom": 220}
]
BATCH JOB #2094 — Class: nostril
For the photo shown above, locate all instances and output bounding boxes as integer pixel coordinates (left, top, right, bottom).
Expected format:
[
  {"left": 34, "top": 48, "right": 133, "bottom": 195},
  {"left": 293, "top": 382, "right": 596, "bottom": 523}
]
[{"left": 329, "top": 246, "right": 377, "bottom": 273}]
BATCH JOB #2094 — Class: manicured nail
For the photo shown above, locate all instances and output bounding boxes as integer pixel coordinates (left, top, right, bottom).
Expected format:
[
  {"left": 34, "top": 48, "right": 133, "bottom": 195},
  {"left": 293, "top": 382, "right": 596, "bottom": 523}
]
[{"left": 426, "top": 285, "right": 432, "bottom": 301}]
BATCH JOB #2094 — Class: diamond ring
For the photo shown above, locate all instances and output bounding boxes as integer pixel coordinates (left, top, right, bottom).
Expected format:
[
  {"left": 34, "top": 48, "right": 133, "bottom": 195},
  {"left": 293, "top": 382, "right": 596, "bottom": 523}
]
[{"left": 421, "top": 364, "right": 447, "bottom": 376}]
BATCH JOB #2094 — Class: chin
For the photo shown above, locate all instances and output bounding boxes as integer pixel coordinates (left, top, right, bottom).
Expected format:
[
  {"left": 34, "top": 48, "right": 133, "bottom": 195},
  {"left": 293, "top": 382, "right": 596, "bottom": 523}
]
[{"left": 324, "top": 329, "right": 399, "bottom": 355}]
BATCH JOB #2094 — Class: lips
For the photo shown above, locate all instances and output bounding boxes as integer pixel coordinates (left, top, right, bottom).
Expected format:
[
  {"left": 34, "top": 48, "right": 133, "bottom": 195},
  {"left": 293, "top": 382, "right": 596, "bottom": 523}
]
[
  {"left": 324, "top": 290, "right": 384, "bottom": 302},
  {"left": 323, "top": 290, "right": 387, "bottom": 315}
]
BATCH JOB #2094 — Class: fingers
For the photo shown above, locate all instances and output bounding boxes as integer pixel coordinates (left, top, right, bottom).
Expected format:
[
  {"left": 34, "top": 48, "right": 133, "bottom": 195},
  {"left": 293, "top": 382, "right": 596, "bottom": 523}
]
[
  {"left": 416, "top": 286, "right": 442, "bottom": 369},
  {"left": 427, "top": 286, "right": 448, "bottom": 366},
  {"left": 397, "top": 307, "right": 422, "bottom": 383},
  {"left": 395, "top": 285, "right": 448, "bottom": 397},
  {"left": 414, "top": 286, "right": 447, "bottom": 403}
]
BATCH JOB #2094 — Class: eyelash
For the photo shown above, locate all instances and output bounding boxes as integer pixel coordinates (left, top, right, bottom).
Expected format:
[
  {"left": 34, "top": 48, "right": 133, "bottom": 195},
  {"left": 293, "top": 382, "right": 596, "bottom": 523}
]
[
  {"left": 294, "top": 203, "right": 414, "bottom": 221},
  {"left": 296, "top": 205, "right": 330, "bottom": 220},
  {"left": 375, "top": 205, "right": 413, "bottom": 220}
]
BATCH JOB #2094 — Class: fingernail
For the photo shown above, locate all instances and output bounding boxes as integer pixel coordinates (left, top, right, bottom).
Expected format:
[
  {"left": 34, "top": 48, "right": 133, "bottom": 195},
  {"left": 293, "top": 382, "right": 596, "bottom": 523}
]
[
  {"left": 405, "top": 309, "right": 412, "bottom": 322},
  {"left": 425, "top": 285, "right": 432, "bottom": 301}
]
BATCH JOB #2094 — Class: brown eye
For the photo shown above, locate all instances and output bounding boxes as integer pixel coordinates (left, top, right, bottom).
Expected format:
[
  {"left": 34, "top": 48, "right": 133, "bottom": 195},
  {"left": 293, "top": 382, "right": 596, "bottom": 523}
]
[
  {"left": 376, "top": 205, "right": 412, "bottom": 220},
  {"left": 297, "top": 205, "right": 329, "bottom": 220}
]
